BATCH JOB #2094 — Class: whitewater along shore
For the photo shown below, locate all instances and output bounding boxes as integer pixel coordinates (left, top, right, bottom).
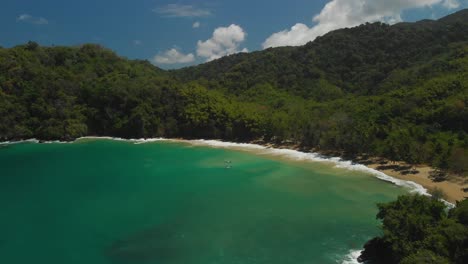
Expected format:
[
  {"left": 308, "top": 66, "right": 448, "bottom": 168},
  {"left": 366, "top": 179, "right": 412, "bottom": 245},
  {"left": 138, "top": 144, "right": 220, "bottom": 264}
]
[
  {"left": 366, "top": 161, "right": 467, "bottom": 203},
  {"left": 258, "top": 142, "right": 467, "bottom": 204},
  {"left": 183, "top": 139, "right": 467, "bottom": 204},
  {"left": 1, "top": 137, "right": 466, "bottom": 203},
  {"left": 313, "top": 150, "right": 467, "bottom": 204}
]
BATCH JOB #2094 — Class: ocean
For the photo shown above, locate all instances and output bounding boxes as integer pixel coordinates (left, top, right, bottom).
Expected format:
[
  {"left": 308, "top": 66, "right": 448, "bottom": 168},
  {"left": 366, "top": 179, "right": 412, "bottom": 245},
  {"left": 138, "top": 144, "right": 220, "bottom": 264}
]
[{"left": 0, "top": 138, "right": 410, "bottom": 263}]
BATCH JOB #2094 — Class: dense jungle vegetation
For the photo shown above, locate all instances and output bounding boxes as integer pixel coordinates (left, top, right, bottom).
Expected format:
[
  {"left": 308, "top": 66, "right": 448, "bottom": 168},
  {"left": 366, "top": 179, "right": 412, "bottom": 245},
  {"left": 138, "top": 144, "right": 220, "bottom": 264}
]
[
  {"left": 359, "top": 195, "right": 468, "bottom": 263},
  {"left": 0, "top": 9, "right": 467, "bottom": 176}
]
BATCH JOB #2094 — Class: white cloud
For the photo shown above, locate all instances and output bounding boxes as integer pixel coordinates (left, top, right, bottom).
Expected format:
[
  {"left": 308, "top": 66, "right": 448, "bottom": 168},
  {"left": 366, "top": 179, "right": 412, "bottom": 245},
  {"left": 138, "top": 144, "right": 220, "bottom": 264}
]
[
  {"left": 153, "top": 48, "right": 195, "bottom": 65},
  {"left": 442, "top": 0, "right": 460, "bottom": 8},
  {"left": 193, "top": 21, "right": 201, "bottom": 28},
  {"left": 197, "top": 24, "right": 248, "bottom": 61},
  {"left": 154, "top": 4, "right": 211, "bottom": 18},
  {"left": 17, "top": 14, "right": 31, "bottom": 21},
  {"left": 263, "top": 23, "right": 316, "bottom": 49},
  {"left": 262, "top": 0, "right": 461, "bottom": 49},
  {"left": 133, "top": 40, "right": 142, "bottom": 46},
  {"left": 16, "top": 14, "right": 48, "bottom": 25}
]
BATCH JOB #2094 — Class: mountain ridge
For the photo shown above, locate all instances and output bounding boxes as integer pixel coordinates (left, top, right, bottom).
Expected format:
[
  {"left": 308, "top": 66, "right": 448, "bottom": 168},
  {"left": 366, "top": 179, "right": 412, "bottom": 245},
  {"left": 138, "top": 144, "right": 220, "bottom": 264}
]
[{"left": 173, "top": 9, "right": 468, "bottom": 97}]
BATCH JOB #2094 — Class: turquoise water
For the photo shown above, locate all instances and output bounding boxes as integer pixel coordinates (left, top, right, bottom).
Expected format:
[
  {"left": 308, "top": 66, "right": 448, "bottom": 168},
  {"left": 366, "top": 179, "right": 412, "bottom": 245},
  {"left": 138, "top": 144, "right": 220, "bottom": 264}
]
[{"left": 0, "top": 139, "right": 406, "bottom": 263}]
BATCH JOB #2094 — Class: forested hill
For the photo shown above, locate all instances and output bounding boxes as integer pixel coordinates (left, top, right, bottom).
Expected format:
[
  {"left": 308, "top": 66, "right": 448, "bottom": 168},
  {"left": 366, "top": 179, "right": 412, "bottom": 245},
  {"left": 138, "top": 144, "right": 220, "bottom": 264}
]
[
  {"left": 0, "top": 9, "right": 467, "bottom": 175},
  {"left": 174, "top": 9, "right": 468, "bottom": 98}
]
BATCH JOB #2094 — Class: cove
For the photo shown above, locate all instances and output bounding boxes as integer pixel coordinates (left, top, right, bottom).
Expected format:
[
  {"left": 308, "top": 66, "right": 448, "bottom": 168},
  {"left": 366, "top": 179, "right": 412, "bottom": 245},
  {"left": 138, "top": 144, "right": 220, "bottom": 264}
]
[{"left": 0, "top": 138, "right": 407, "bottom": 263}]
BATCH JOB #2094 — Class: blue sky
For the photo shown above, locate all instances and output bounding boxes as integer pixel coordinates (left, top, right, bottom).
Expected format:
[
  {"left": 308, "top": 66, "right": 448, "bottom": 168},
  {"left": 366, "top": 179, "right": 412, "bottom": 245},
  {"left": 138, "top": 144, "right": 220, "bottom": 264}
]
[{"left": 1, "top": 0, "right": 467, "bottom": 68}]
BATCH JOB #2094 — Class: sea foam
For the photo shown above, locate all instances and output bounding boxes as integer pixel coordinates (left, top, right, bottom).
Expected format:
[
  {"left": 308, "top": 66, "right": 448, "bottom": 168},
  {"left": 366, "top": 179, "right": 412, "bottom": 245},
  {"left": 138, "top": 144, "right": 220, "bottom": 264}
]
[
  {"left": 78, "top": 136, "right": 169, "bottom": 144},
  {"left": 0, "top": 139, "right": 39, "bottom": 145},
  {"left": 341, "top": 249, "right": 362, "bottom": 264}
]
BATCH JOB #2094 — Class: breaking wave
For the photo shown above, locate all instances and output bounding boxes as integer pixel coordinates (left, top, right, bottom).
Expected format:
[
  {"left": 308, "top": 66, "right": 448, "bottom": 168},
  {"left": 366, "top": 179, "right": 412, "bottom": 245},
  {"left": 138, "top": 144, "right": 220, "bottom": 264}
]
[{"left": 341, "top": 249, "right": 362, "bottom": 264}]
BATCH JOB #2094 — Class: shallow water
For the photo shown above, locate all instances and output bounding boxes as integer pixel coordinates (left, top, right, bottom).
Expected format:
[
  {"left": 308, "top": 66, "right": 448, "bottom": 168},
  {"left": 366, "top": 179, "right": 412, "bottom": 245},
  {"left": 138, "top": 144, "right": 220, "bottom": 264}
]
[{"left": 0, "top": 139, "right": 406, "bottom": 263}]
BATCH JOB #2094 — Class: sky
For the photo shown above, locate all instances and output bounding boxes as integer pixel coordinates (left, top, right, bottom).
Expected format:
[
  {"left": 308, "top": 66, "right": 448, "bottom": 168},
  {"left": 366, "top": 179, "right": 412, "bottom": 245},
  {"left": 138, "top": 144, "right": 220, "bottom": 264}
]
[{"left": 1, "top": 0, "right": 467, "bottom": 69}]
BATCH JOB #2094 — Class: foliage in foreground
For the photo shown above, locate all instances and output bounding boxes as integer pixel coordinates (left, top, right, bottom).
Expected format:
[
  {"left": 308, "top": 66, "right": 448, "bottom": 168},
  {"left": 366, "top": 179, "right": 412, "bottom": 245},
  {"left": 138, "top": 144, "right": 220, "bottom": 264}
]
[{"left": 359, "top": 195, "right": 468, "bottom": 263}]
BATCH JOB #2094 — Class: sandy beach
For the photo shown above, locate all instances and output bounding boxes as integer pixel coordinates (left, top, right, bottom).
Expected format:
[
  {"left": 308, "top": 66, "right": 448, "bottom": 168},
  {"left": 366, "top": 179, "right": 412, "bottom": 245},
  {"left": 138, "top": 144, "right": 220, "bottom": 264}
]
[
  {"left": 365, "top": 162, "right": 467, "bottom": 204},
  {"left": 307, "top": 148, "right": 467, "bottom": 204},
  {"left": 257, "top": 141, "right": 468, "bottom": 204}
]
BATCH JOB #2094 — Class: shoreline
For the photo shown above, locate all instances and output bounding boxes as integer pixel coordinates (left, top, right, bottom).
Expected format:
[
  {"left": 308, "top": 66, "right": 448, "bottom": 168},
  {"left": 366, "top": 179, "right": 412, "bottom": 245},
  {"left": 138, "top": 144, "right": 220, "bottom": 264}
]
[
  {"left": 260, "top": 143, "right": 467, "bottom": 204},
  {"left": 1, "top": 136, "right": 466, "bottom": 204},
  {"left": 187, "top": 139, "right": 463, "bottom": 205},
  {"left": 2, "top": 136, "right": 465, "bottom": 263},
  {"left": 366, "top": 161, "right": 466, "bottom": 204}
]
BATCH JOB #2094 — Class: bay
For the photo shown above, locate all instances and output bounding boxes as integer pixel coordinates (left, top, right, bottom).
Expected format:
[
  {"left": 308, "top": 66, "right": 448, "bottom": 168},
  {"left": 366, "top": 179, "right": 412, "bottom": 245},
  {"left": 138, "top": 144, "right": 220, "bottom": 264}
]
[{"left": 0, "top": 139, "right": 406, "bottom": 263}]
